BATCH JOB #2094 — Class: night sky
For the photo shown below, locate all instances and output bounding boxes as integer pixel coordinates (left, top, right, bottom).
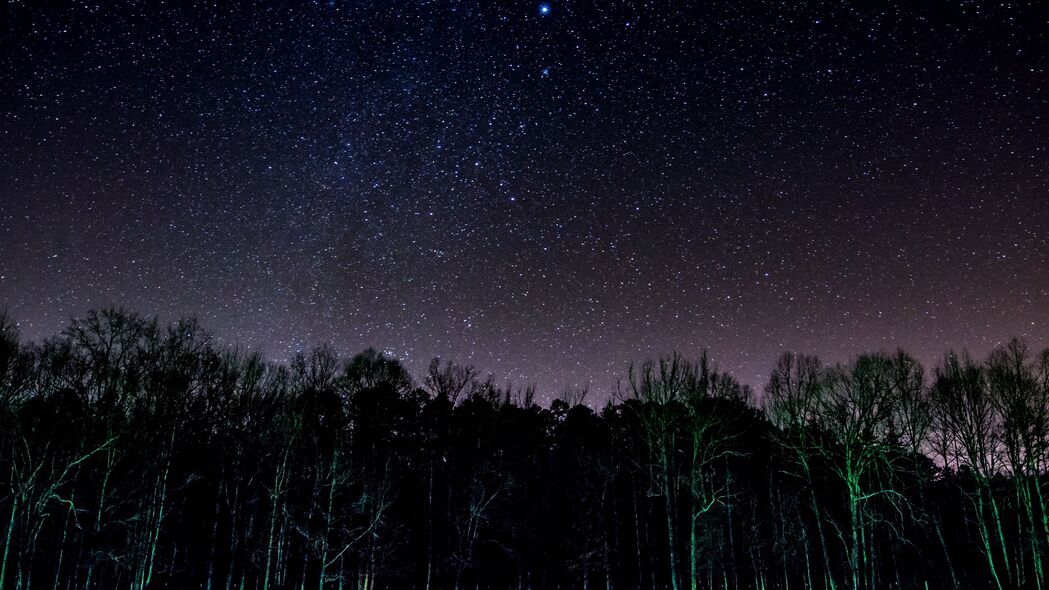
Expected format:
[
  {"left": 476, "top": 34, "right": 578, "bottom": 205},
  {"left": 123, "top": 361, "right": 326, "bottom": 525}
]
[{"left": 2, "top": 1, "right": 1047, "bottom": 399}]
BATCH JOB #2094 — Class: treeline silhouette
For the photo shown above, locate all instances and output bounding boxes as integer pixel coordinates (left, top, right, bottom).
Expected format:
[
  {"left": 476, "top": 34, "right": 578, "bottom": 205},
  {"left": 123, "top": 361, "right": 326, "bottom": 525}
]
[{"left": 0, "top": 309, "right": 1047, "bottom": 590}]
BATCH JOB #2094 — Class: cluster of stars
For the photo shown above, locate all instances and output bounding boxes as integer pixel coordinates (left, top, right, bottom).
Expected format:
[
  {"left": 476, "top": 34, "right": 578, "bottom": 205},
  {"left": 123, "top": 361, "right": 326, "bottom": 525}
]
[{"left": 0, "top": 0, "right": 1046, "bottom": 398}]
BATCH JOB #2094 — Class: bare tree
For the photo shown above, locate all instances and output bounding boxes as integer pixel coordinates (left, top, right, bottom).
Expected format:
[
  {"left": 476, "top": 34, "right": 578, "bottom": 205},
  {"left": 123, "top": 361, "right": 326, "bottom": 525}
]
[
  {"left": 425, "top": 359, "right": 481, "bottom": 405},
  {"left": 932, "top": 351, "right": 1011, "bottom": 590},
  {"left": 765, "top": 352, "right": 838, "bottom": 590},
  {"left": 987, "top": 338, "right": 1049, "bottom": 589},
  {"left": 820, "top": 353, "right": 913, "bottom": 590}
]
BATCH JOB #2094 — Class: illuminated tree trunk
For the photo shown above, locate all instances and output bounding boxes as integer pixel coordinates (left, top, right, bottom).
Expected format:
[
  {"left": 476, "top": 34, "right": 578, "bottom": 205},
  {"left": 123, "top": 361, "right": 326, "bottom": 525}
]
[
  {"left": 52, "top": 501, "right": 73, "bottom": 590},
  {"left": 687, "top": 470, "right": 717, "bottom": 590},
  {"left": 263, "top": 447, "right": 290, "bottom": 590},
  {"left": 1017, "top": 477, "right": 1042, "bottom": 590},
  {"left": 660, "top": 445, "right": 680, "bottom": 590},
  {"left": 975, "top": 485, "right": 1006, "bottom": 590},
  {"left": 864, "top": 517, "right": 875, "bottom": 590},
  {"left": 688, "top": 507, "right": 697, "bottom": 590},
  {"left": 989, "top": 490, "right": 1013, "bottom": 586},
  {"left": 85, "top": 444, "right": 115, "bottom": 590},
  {"left": 319, "top": 450, "right": 340, "bottom": 590},
  {"left": 799, "top": 498, "right": 814, "bottom": 590},
  {"left": 138, "top": 430, "right": 174, "bottom": 590},
  {"left": 1034, "top": 473, "right": 1049, "bottom": 588},
  {"left": 848, "top": 482, "right": 861, "bottom": 590},
  {"left": 726, "top": 481, "right": 737, "bottom": 590},
  {"left": 933, "top": 514, "right": 960, "bottom": 589},
  {"left": 0, "top": 485, "right": 18, "bottom": 590},
  {"left": 806, "top": 465, "right": 836, "bottom": 590},
  {"left": 276, "top": 501, "right": 291, "bottom": 587}
]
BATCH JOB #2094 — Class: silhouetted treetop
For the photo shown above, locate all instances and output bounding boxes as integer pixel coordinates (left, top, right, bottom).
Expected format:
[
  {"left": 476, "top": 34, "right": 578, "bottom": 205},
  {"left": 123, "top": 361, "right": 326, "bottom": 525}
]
[{"left": 0, "top": 307, "right": 1046, "bottom": 590}]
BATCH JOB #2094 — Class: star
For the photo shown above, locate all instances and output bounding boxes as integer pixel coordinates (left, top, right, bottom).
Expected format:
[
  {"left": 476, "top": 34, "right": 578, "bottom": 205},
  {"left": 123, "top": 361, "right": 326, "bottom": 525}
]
[{"left": 1, "top": 0, "right": 1044, "bottom": 400}]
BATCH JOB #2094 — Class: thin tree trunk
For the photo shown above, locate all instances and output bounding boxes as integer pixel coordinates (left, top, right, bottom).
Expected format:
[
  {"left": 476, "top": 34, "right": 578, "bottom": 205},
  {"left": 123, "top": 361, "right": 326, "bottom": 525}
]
[
  {"left": 425, "top": 461, "right": 433, "bottom": 590},
  {"left": 934, "top": 519, "right": 960, "bottom": 590},
  {"left": 989, "top": 490, "right": 1012, "bottom": 585},
  {"left": 53, "top": 502, "right": 73, "bottom": 590},
  {"left": 263, "top": 449, "right": 289, "bottom": 590},
  {"left": 976, "top": 486, "right": 1006, "bottom": 590},
  {"left": 661, "top": 446, "right": 679, "bottom": 590},
  {"left": 205, "top": 479, "right": 224, "bottom": 590},
  {"left": 0, "top": 488, "right": 19, "bottom": 590}
]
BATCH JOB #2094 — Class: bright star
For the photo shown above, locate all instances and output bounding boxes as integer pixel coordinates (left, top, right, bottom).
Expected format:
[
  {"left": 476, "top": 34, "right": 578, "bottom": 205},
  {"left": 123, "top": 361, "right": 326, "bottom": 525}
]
[{"left": 538, "top": 3, "right": 551, "bottom": 15}]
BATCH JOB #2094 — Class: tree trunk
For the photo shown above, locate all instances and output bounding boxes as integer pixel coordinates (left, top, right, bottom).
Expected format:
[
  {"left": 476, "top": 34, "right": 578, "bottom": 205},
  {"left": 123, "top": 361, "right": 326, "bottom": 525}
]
[{"left": 0, "top": 488, "right": 18, "bottom": 590}]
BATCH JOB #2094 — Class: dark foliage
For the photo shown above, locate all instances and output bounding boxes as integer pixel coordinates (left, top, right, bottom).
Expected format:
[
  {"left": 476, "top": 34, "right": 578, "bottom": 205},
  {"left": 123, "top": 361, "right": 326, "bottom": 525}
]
[{"left": 0, "top": 308, "right": 1047, "bottom": 590}]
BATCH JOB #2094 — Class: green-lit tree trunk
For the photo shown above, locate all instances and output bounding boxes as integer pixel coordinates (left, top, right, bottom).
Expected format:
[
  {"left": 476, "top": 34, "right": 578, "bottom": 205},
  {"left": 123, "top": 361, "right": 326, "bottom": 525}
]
[
  {"left": 135, "top": 429, "right": 174, "bottom": 590},
  {"left": 52, "top": 499, "right": 73, "bottom": 590},
  {"left": 975, "top": 485, "right": 1006, "bottom": 590},
  {"left": 848, "top": 483, "right": 861, "bottom": 590},
  {"left": 0, "top": 487, "right": 18, "bottom": 590},
  {"left": 989, "top": 489, "right": 1013, "bottom": 587},
  {"left": 1034, "top": 472, "right": 1049, "bottom": 588},
  {"left": 689, "top": 508, "right": 697, "bottom": 590},
  {"left": 85, "top": 444, "right": 115, "bottom": 590},
  {"left": 263, "top": 447, "right": 290, "bottom": 590},
  {"left": 660, "top": 445, "right": 679, "bottom": 590},
  {"left": 1018, "top": 476, "right": 1043, "bottom": 590}
]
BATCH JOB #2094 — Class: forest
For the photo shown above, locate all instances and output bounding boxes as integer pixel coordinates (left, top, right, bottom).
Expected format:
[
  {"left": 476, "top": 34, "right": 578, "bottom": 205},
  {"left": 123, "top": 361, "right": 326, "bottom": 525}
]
[{"left": 0, "top": 308, "right": 1047, "bottom": 590}]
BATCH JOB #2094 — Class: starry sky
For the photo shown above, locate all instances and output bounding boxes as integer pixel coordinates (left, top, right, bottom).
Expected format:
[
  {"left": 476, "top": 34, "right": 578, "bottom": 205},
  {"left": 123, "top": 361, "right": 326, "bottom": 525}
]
[{"left": 1, "top": 1, "right": 1047, "bottom": 399}]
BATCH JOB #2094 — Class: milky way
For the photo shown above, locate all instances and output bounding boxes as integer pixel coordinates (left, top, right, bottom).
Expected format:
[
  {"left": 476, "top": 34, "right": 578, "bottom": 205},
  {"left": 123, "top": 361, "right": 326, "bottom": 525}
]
[{"left": 2, "top": 1, "right": 1047, "bottom": 399}]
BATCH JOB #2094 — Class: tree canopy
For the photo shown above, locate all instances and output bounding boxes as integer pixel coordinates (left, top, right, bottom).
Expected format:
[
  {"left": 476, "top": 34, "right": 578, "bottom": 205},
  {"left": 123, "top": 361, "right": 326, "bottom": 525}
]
[{"left": 0, "top": 308, "right": 1046, "bottom": 590}]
